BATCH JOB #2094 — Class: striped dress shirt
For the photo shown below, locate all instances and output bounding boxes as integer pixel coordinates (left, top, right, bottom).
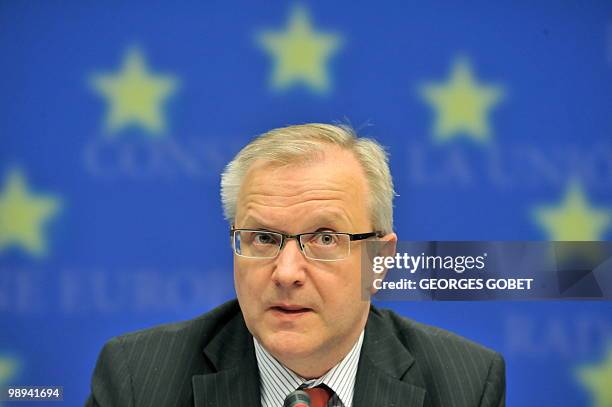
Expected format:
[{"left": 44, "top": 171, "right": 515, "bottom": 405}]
[{"left": 253, "top": 331, "right": 364, "bottom": 407}]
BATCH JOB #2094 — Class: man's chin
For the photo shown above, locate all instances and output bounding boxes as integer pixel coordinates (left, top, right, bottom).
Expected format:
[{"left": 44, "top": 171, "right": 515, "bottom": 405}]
[{"left": 260, "top": 331, "right": 319, "bottom": 361}]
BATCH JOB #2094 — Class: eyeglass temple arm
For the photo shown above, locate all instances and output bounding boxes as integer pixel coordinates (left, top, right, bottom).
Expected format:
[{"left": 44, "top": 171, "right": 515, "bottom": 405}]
[{"left": 349, "top": 231, "right": 385, "bottom": 240}]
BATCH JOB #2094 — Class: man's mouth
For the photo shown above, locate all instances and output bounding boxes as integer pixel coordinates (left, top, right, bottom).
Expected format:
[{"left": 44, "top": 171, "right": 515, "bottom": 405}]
[{"left": 270, "top": 305, "right": 312, "bottom": 314}]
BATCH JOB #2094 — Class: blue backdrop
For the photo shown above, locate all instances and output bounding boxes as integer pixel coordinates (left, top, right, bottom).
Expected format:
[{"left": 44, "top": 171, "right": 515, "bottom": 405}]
[{"left": 0, "top": 1, "right": 611, "bottom": 406}]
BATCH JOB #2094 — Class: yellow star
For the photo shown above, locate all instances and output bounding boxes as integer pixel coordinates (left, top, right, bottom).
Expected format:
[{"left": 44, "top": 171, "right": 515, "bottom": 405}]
[
  {"left": 420, "top": 57, "right": 504, "bottom": 143},
  {"left": 90, "top": 47, "right": 178, "bottom": 136},
  {"left": 257, "top": 5, "right": 342, "bottom": 93},
  {"left": 0, "top": 169, "right": 61, "bottom": 257},
  {"left": 0, "top": 355, "right": 19, "bottom": 407},
  {"left": 577, "top": 346, "right": 612, "bottom": 407},
  {"left": 0, "top": 356, "right": 18, "bottom": 384},
  {"left": 533, "top": 181, "right": 612, "bottom": 241}
]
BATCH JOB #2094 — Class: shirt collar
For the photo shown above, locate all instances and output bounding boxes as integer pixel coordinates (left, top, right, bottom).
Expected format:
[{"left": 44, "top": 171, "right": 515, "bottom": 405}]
[{"left": 254, "top": 331, "right": 364, "bottom": 407}]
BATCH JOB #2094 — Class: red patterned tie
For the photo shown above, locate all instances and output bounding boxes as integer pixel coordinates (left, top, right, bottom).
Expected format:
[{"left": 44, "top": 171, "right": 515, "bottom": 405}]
[{"left": 304, "top": 385, "right": 332, "bottom": 407}]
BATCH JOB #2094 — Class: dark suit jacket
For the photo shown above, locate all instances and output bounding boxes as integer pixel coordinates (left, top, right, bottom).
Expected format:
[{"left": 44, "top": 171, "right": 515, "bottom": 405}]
[{"left": 86, "top": 299, "right": 505, "bottom": 407}]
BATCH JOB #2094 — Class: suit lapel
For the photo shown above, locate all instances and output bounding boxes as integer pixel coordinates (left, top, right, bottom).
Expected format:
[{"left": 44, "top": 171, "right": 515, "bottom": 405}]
[
  {"left": 192, "top": 313, "right": 261, "bottom": 407},
  {"left": 353, "top": 307, "right": 427, "bottom": 407}
]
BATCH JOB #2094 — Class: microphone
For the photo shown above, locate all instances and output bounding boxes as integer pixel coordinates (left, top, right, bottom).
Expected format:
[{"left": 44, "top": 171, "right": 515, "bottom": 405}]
[{"left": 283, "top": 389, "right": 310, "bottom": 407}]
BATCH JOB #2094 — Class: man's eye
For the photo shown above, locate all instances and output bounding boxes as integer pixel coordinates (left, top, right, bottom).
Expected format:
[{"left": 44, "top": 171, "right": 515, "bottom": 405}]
[
  {"left": 254, "top": 233, "right": 277, "bottom": 245},
  {"left": 314, "top": 233, "right": 337, "bottom": 246}
]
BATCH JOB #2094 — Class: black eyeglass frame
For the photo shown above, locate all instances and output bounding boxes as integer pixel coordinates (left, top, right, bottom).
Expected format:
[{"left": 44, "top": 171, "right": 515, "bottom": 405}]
[{"left": 229, "top": 227, "right": 385, "bottom": 260}]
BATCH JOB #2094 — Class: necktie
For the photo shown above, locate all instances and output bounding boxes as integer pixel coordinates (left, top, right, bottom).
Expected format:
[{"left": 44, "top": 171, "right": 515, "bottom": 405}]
[{"left": 303, "top": 385, "right": 333, "bottom": 407}]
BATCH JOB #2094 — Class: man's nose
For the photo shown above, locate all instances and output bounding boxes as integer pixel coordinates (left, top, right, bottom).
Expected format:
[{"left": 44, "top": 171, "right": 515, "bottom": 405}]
[{"left": 271, "top": 238, "right": 308, "bottom": 287}]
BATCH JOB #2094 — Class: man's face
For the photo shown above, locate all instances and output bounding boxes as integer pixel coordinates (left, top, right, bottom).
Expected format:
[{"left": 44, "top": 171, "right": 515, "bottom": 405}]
[{"left": 233, "top": 147, "right": 391, "bottom": 372}]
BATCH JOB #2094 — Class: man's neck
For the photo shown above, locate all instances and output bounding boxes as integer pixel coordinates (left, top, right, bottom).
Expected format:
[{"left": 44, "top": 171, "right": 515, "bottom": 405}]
[
  {"left": 274, "top": 329, "right": 365, "bottom": 379},
  {"left": 254, "top": 331, "right": 365, "bottom": 407}
]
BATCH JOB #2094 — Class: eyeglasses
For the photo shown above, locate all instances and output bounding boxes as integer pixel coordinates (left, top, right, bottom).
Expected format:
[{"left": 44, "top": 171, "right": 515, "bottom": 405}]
[{"left": 230, "top": 228, "right": 384, "bottom": 261}]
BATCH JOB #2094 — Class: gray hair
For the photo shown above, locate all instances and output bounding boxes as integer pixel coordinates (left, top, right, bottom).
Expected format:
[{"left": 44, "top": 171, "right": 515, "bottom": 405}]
[{"left": 220, "top": 123, "right": 395, "bottom": 233}]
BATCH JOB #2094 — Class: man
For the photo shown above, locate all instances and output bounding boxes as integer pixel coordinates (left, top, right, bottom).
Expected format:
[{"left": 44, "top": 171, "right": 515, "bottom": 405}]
[{"left": 86, "top": 123, "right": 505, "bottom": 407}]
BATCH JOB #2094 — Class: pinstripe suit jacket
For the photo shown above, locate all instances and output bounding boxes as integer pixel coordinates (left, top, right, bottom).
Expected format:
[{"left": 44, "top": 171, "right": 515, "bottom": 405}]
[{"left": 86, "top": 299, "right": 505, "bottom": 407}]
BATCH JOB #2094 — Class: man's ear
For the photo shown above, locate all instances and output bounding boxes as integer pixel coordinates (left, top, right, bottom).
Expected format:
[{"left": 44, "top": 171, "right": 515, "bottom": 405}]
[
  {"left": 369, "top": 232, "right": 398, "bottom": 295},
  {"left": 379, "top": 232, "right": 397, "bottom": 257}
]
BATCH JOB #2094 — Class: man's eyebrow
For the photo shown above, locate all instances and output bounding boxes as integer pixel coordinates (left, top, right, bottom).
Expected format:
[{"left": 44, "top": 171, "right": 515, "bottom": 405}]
[
  {"left": 239, "top": 216, "right": 290, "bottom": 234},
  {"left": 240, "top": 212, "right": 351, "bottom": 233}
]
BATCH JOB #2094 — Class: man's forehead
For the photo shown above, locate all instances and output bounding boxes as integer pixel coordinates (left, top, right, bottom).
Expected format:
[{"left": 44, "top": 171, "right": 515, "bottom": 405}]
[
  {"left": 238, "top": 159, "right": 366, "bottom": 206},
  {"left": 234, "top": 147, "right": 371, "bottom": 230}
]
